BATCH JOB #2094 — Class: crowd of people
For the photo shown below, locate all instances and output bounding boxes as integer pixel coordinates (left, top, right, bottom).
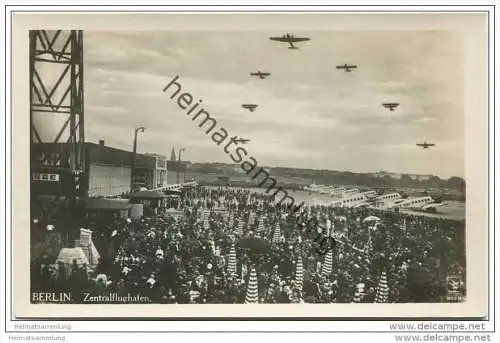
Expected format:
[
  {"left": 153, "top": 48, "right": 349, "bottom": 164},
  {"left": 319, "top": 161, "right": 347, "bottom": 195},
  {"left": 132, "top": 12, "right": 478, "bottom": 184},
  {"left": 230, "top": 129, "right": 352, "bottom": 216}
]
[{"left": 31, "top": 185, "right": 466, "bottom": 304}]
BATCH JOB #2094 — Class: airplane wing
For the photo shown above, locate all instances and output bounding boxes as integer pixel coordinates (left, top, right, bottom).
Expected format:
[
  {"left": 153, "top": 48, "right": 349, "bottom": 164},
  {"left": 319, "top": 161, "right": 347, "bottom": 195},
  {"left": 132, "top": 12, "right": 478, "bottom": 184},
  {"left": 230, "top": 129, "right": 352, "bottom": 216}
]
[
  {"left": 269, "top": 37, "right": 288, "bottom": 42},
  {"left": 336, "top": 66, "right": 345, "bottom": 69},
  {"left": 428, "top": 144, "right": 435, "bottom": 147},
  {"left": 348, "top": 65, "right": 358, "bottom": 68},
  {"left": 290, "top": 37, "right": 310, "bottom": 42},
  {"left": 416, "top": 144, "right": 425, "bottom": 147}
]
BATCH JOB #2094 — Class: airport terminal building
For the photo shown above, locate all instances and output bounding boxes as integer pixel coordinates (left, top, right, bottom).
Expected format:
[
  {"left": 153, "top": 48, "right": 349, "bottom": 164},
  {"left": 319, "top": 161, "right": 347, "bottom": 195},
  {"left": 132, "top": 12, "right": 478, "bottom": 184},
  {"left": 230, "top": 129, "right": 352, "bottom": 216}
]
[{"left": 31, "top": 140, "right": 169, "bottom": 198}]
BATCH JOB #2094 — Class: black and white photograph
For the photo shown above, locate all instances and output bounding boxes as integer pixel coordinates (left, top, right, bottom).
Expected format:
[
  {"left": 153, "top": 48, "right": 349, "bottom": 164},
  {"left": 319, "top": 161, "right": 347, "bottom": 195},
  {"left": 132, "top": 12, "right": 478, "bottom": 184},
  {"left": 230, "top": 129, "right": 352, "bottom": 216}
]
[{"left": 11, "top": 11, "right": 490, "bottom": 319}]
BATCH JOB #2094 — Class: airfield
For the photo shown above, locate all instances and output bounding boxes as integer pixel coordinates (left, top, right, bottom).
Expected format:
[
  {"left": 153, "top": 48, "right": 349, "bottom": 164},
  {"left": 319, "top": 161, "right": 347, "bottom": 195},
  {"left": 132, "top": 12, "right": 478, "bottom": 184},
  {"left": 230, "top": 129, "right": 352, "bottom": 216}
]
[{"left": 204, "top": 185, "right": 466, "bottom": 222}]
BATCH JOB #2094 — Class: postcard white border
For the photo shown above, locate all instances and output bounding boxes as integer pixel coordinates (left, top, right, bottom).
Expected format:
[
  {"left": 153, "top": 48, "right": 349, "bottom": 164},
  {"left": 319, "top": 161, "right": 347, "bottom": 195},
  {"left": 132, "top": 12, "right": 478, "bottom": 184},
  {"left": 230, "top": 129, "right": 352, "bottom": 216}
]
[{"left": 3, "top": 5, "right": 496, "bottom": 330}]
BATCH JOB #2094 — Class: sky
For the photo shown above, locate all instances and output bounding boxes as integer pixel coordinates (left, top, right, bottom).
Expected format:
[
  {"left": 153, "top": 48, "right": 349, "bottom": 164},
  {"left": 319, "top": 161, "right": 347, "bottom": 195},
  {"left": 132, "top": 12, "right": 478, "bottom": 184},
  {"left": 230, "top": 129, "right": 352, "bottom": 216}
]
[{"left": 35, "top": 30, "right": 465, "bottom": 179}]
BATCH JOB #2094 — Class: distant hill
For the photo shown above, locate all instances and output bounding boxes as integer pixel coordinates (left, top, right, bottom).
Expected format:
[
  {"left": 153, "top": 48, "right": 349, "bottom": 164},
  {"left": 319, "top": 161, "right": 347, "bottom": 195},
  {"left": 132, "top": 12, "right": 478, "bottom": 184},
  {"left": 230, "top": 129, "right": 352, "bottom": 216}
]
[{"left": 185, "top": 162, "right": 466, "bottom": 194}]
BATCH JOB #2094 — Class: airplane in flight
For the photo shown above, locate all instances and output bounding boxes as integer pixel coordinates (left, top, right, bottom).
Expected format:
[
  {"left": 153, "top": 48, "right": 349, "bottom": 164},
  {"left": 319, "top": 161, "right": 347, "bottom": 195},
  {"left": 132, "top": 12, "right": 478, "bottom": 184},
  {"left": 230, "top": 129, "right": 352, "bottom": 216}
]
[
  {"left": 416, "top": 141, "right": 435, "bottom": 149},
  {"left": 382, "top": 103, "right": 400, "bottom": 111},
  {"left": 250, "top": 71, "right": 271, "bottom": 79},
  {"left": 241, "top": 104, "right": 258, "bottom": 112},
  {"left": 336, "top": 64, "right": 358, "bottom": 72},
  {"left": 269, "top": 33, "right": 311, "bottom": 49},
  {"left": 234, "top": 137, "right": 251, "bottom": 144}
]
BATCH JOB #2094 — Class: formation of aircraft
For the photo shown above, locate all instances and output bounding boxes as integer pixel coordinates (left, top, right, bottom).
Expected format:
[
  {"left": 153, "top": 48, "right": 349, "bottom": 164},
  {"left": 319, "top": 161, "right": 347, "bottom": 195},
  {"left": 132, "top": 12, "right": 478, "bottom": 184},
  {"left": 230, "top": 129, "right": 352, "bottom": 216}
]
[
  {"left": 242, "top": 33, "right": 310, "bottom": 112},
  {"left": 382, "top": 102, "right": 400, "bottom": 111},
  {"left": 241, "top": 104, "right": 258, "bottom": 112},
  {"left": 250, "top": 71, "right": 271, "bottom": 79},
  {"left": 416, "top": 141, "right": 435, "bottom": 149},
  {"left": 243, "top": 33, "right": 434, "bottom": 152},
  {"left": 336, "top": 64, "right": 358, "bottom": 72},
  {"left": 269, "top": 33, "right": 310, "bottom": 50}
]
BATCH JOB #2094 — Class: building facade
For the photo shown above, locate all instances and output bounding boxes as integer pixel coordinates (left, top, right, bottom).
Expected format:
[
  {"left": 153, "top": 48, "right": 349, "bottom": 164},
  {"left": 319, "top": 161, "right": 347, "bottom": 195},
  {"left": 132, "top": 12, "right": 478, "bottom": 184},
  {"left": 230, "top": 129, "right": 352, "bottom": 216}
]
[
  {"left": 166, "top": 160, "right": 187, "bottom": 185},
  {"left": 31, "top": 141, "right": 158, "bottom": 198},
  {"left": 144, "top": 153, "right": 168, "bottom": 189}
]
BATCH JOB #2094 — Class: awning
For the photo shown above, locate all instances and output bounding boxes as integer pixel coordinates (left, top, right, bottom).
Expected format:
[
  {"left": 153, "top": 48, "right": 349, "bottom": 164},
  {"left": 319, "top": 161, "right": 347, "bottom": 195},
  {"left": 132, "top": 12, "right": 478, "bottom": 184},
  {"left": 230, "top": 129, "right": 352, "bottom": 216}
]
[
  {"left": 85, "top": 198, "right": 132, "bottom": 211},
  {"left": 363, "top": 215, "right": 381, "bottom": 223},
  {"left": 127, "top": 190, "right": 169, "bottom": 200}
]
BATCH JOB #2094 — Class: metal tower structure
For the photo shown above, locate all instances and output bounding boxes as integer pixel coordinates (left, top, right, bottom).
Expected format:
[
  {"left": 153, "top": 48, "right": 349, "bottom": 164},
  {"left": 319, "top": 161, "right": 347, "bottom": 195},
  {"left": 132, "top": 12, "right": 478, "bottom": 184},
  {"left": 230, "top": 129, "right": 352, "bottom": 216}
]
[{"left": 30, "top": 30, "right": 85, "bottom": 225}]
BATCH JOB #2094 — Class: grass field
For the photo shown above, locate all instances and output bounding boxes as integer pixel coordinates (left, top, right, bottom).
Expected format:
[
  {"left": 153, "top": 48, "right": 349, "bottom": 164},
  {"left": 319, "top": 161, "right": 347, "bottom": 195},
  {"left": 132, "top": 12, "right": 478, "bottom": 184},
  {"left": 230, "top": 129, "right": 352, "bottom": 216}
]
[{"left": 399, "top": 202, "right": 465, "bottom": 221}]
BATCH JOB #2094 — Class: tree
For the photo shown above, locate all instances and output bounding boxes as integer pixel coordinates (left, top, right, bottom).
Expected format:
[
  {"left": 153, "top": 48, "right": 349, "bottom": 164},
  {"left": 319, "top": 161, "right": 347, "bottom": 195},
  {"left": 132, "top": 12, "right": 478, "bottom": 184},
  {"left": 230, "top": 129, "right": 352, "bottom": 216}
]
[
  {"left": 400, "top": 174, "right": 413, "bottom": 187},
  {"left": 426, "top": 176, "right": 443, "bottom": 189},
  {"left": 445, "top": 177, "right": 466, "bottom": 191}
]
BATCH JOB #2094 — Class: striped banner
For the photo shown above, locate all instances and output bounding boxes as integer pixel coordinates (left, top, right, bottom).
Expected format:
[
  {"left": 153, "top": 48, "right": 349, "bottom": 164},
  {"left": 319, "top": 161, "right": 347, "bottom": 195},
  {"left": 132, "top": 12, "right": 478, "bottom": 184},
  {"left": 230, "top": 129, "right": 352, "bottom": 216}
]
[
  {"left": 321, "top": 250, "right": 333, "bottom": 276},
  {"left": 257, "top": 217, "right": 265, "bottom": 233},
  {"left": 295, "top": 256, "right": 304, "bottom": 291},
  {"left": 244, "top": 267, "right": 259, "bottom": 304},
  {"left": 227, "top": 244, "right": 237, "bottom": 276},
  {"left": 236, "top": 218, "right": 244, "bottom": 236},
  {"left": 353, "top": 283, "right": 365, "bottom": 303},
  {"left": 374, "top": 271, "right": 389, "bottom": 303},
  {"left": 272, "top": 222, "right": 281, "bottom": 243}
]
